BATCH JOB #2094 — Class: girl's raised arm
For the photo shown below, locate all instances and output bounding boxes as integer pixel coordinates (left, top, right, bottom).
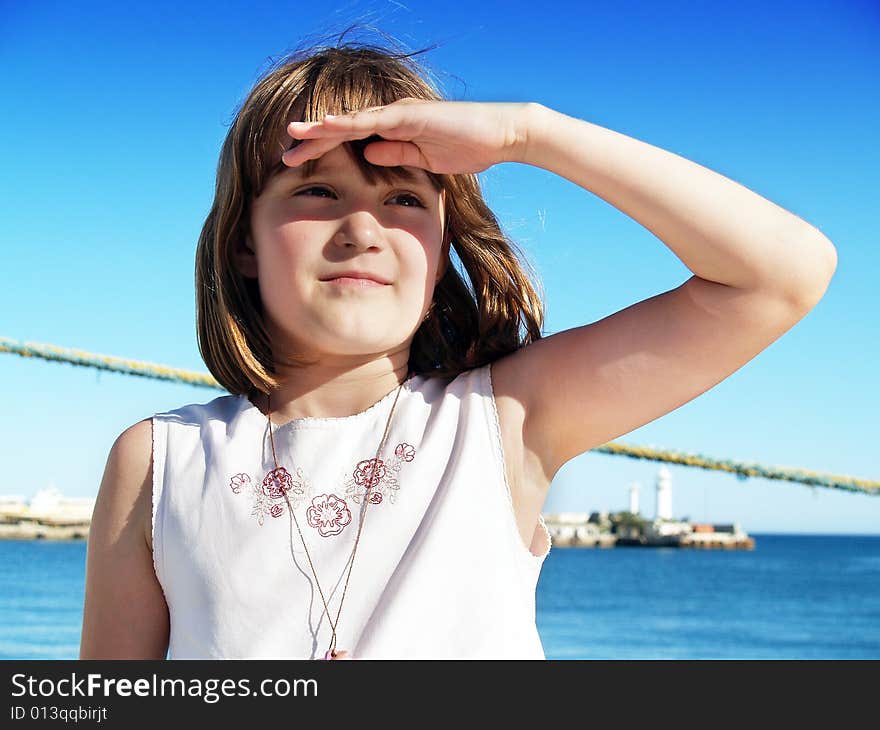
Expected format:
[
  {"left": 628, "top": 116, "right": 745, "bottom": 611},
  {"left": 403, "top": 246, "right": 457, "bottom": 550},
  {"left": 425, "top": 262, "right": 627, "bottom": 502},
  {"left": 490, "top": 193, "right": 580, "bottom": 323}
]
[
  {"left": 80, "top": 420, "right": 169, "bottom": 659},
  {"left": 281, "top": 99, "right": 837, "bottom": 499},
  {"left": 490, "top": 103, "right": 837, "bottom": 484}
]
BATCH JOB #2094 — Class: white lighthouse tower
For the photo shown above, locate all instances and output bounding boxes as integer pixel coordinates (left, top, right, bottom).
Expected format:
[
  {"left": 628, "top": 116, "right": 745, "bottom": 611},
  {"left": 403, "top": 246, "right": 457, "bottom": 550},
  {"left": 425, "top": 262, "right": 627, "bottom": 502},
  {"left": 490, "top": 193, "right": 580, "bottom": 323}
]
[
  {"left": 655, "top": 466, "right": 672, "bottom": 521},
  {"left": 628, "top": 482, "right": 640, "bottom": 515}
]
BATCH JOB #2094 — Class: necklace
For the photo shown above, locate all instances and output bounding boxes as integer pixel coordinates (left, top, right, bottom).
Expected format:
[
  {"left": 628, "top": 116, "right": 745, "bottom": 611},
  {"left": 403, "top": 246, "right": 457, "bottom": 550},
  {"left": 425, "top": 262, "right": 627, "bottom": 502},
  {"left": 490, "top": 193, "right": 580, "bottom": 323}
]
[{"left": 263, "top": 372, "right": 411, "bottom": 660}]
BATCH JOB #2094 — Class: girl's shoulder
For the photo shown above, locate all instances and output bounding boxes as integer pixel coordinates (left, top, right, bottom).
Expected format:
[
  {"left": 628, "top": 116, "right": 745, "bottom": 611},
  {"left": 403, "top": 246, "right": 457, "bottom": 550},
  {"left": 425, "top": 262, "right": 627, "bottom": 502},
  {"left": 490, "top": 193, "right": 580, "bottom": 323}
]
[
  {"left": 152, "top": 393, "right": 243, "bottom": 425},
  {"left": 97, "top": 417, "right": 156, "bottom": 555}
]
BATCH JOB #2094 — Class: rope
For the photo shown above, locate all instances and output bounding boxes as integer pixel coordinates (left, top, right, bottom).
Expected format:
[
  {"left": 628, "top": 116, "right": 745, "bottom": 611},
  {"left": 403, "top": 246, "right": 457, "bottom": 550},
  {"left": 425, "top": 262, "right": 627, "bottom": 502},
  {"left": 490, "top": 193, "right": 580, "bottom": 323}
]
[
  {"left": 594, "top": 442, "right": 876, "bottom": 495},
  {"left": 0, "top": 335, "right": 218, "bottom": 388},
  {"left": 2, "top": 335, "right": 876, "bottom": 496}
]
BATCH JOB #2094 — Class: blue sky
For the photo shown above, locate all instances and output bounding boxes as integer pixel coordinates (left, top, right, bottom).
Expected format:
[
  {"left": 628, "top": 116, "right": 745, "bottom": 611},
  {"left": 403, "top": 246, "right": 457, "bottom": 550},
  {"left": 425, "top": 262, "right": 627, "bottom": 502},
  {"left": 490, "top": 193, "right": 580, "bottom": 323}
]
[{"left": 1, "top": 0, "right": 877, "bottom": 534}]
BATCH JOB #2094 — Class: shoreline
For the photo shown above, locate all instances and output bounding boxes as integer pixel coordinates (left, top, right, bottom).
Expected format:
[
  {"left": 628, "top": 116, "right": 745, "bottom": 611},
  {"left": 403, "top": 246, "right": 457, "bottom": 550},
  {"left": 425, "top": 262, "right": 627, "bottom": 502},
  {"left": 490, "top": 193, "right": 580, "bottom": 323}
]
[{"left": 0, "top": 522, "right": 90, "bottom": 541}]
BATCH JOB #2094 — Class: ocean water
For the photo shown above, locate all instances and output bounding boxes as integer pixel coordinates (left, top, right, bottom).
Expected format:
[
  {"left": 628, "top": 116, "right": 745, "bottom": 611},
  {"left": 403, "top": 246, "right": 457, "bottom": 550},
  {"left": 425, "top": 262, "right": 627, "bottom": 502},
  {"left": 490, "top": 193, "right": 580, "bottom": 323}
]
[
  {"left": 1, "top": 534, "right": 878, "bottom": 660},
  {"left": 537, "top": 533, "right": 880, "bottom": 659}
]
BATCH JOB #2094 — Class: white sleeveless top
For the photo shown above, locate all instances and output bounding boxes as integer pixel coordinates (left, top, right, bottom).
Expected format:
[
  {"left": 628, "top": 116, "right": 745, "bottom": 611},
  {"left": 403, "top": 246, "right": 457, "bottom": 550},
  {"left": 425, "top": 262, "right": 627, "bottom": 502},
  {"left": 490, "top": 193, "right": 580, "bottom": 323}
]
[{"left": 150, "top": 363, "right": 551, "bottom": 659}]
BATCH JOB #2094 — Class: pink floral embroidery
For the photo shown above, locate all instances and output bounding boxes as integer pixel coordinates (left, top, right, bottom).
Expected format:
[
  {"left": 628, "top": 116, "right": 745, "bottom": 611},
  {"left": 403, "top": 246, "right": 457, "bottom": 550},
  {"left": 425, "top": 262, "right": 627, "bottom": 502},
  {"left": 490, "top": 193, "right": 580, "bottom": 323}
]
[
  {"left": 262, "top": 467, "right": 293, "bottom": 499},
  {"left": 395, "top": 443, "right": 416, "bottom": 462},
  {"left": 230, "top": 465, "right": 311, "bottom": 526},
  {"left": 307, "top": 494, "right": 352, "bottom": 537},
  {"left": 229, "top": 473, "right": 250, "bottom": 494},
  {"left": 229, "top": 440, "right": 416, "bottom": 528},
  {"left": 344, "top": 442, "right": 417, "bottom": 506},
  {"left": 354, "top": 458, "right": 386, "bottom": 488}
]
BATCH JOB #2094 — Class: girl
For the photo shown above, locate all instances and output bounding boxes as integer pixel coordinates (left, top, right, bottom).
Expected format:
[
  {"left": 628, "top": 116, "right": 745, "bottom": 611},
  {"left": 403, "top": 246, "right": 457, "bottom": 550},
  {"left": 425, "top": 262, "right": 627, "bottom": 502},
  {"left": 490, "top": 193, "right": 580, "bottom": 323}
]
[{"left": 79, "top": 41, "right": 836, "bottom": 660}]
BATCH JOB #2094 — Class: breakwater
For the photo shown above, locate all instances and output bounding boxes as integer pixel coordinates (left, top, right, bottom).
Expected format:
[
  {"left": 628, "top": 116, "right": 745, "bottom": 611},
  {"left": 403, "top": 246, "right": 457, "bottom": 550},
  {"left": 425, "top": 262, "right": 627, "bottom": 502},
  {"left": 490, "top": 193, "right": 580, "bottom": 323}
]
[{"left": 543, "top": 511, "right": 755, "bottom": 549}]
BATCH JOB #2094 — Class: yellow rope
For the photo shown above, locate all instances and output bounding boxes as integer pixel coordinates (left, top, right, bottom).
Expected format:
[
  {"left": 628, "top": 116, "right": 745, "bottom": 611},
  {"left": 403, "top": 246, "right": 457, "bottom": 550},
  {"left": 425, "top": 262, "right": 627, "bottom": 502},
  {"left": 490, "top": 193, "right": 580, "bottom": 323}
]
[
  {"left": 2, "top": 335, "right": 876, "bottom": 495},
  {"left": 0, "top": 335, "right": 218, "bottom": 387},
  {"left": 594, "top": 442, "right": 876, "bottom": 495}
]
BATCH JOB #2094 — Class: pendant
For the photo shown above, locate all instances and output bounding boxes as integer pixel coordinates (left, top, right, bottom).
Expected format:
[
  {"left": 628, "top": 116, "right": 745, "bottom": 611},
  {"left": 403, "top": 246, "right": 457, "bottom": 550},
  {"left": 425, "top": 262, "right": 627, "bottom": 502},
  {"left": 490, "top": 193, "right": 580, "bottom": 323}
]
[{"left": 323, "top": 649, "right": 350, "bottom": 660}]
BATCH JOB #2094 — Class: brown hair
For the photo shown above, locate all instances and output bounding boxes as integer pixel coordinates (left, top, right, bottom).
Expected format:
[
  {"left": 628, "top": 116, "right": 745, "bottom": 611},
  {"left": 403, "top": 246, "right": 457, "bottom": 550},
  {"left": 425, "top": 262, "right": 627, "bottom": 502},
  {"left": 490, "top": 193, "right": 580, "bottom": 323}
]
[{"left": 195, "top": 35, "right": 545, "bottom": 397}]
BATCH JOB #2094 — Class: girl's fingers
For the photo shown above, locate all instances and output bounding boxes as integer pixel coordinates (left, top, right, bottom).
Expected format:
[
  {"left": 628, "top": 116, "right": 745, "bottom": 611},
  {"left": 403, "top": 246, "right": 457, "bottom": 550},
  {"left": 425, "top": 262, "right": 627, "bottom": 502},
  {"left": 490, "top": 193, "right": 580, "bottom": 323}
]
[
  {"left": 287, "top": 114, "right": 374, "bottom": 135},
  {"left": 287, "top": 103, "right": 407, "bottom": 139},
  {"left": 281, "top": 132, "right": 364, "bottom": 165},
  {"left": 287, "top": 120, "right": 337, "bottom": 138},
  {"left": 362, "top": 140, "right": 426, "bottom": 169},
  {"left": 282, "top": 100, "right": 420, "bottom": 167},
  {"left": 282, "top": 126, "right": 406, "bottom": 166},
  {"left": 281, "top": 139, "right": 337, "bottom": 165}
]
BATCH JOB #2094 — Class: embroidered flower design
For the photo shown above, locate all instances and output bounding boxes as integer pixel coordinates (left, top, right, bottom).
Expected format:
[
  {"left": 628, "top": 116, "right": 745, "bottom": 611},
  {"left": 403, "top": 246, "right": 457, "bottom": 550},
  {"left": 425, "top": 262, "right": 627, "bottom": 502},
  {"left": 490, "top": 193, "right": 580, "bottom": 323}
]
[
  {"left": 262, "top": 467, "right": 293, "bottom": 499},
  {"left": 344, "top": 442, "right": 417, "bottom": 506},
  {"left": 307, "top": 494, "right": 352, "bottom": 537},
  {"left": 251, "top": 498, "right": 269, "bottom": 526},
  {"left": 395, "top": 443, "right": 416, "bottom": 462},
  {"left": 354, "top": 458, "right": 387, "bottom": 488},
  {"left": 230, "top": 465, "right": 311, "bottom": 526},
  {"left": 230, "top": 440, "right": 416, "bottom": 528},
  {"left": 229, "top": 473, "right": 250, "bottom": 494}
]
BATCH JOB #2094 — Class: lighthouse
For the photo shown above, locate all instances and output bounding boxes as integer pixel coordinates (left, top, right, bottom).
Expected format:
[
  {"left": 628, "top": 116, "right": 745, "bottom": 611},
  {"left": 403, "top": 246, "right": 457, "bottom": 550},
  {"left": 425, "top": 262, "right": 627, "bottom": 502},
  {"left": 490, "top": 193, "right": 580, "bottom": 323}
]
[
  {"left": 628, "top": 482, "right": 640, "bottom": 514},
  {"left": 655, "top": 466, "right": 672, "bottom": 520}
]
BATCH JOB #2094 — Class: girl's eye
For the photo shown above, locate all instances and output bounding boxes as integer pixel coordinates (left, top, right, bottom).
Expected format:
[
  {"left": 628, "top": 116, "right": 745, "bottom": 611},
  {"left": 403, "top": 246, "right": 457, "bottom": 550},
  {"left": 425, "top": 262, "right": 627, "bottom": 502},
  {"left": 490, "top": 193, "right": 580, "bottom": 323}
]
[
  {"left": 388, "top": 193, "right": 425, "bottom": 208},
  {"left": 296, "top": 186, "right": 336, "bottom": 198},
  {"left": 293, "top": 187, "right": 424, "bottom": 208}
]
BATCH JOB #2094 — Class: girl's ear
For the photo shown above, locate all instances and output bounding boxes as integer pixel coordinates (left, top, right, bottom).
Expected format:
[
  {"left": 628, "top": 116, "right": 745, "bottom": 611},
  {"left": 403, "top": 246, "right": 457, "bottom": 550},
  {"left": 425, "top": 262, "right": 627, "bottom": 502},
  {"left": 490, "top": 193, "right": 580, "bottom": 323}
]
[{"left": 235, "top": 235, "right": 259, "bottom": 279}]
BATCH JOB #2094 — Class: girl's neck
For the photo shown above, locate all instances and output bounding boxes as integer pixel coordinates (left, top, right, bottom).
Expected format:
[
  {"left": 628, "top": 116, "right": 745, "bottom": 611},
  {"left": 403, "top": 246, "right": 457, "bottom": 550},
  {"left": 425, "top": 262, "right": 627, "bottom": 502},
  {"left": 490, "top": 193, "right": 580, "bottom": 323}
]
[{"left": 250, "top": 359, "right": 412, "bottom": 426}]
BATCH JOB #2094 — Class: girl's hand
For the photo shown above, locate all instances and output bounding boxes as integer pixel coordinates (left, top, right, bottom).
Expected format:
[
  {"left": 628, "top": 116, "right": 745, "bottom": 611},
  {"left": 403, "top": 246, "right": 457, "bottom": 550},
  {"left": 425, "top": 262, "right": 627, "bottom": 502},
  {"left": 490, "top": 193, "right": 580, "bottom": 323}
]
[{"left": 282, "top": 99, "right": 538, "bottom": 174}]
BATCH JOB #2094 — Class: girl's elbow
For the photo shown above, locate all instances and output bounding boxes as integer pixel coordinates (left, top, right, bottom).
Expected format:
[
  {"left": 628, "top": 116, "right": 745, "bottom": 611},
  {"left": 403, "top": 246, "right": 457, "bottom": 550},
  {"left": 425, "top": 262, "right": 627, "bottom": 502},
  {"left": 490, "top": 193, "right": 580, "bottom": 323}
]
[{"left": 789, "top": 233, "right": 838, "bottom": 311}]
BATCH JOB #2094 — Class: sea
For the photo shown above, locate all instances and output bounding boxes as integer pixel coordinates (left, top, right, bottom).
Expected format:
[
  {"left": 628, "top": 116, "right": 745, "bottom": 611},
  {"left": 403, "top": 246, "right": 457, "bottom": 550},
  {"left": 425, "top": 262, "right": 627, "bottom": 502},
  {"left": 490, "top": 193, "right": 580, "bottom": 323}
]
[{"left": 1, "top": 534, "right": 878, "bottom": 660}]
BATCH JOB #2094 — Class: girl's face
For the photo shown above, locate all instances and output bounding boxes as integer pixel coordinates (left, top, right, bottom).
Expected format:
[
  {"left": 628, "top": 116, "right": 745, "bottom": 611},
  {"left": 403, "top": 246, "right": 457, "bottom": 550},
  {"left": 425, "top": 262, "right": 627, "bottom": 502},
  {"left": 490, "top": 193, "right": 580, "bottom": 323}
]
[{"left": 239, "top": 144, "right": 447, "bottom": 363}]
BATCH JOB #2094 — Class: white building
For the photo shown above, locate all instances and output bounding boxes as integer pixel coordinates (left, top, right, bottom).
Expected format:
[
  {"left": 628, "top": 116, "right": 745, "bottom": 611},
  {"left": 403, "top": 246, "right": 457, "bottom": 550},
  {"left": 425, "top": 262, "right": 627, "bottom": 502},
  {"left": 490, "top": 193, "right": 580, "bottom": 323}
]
[
  {"left": 646, "top": 519, "right": 692, "bottom": 538},
  {"left": 655, "top": 466, "right": 672, "bottom": 520},
  {"left": 628, "top": 482, "right": 640, "bottom": 514},
  {"left": 22, "top": 485, "right": 95, "bottom": 523},
  {"left": 544, "top": 512, "right": 591, "bottom": 525}
]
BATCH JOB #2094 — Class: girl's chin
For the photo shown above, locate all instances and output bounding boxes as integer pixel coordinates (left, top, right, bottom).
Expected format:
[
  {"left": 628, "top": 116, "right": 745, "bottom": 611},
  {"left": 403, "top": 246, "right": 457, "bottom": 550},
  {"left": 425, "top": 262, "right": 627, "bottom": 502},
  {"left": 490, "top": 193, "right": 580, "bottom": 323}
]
[{"left": 297, "top": 332, "right": 414, "bottom": 356}]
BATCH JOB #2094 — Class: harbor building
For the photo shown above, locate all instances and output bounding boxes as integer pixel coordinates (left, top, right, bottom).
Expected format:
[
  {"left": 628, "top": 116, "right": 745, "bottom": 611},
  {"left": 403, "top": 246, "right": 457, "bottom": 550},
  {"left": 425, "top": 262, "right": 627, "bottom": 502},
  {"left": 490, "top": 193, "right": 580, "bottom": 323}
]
[
  {"left": 542, "top": 512, "right": 616, "bottom": 547},
  {"left": 545, "top": 467, "right": 754, "bottom": 550},
  {"left": 628, "top": 482, "right": 640, "bottom": 515},
  {"left": 0, "top": 485, "right": 95, "bottom": 540},
  {"left": 655, "top": 466, "right": 672, "bottom": 520}
]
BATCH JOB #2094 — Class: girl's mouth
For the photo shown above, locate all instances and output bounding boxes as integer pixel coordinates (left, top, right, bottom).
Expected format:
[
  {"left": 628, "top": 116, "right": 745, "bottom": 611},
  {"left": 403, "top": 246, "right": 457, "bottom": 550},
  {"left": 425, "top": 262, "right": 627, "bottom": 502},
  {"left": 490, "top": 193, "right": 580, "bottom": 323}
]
[{"left": 323, "top": 277, "right": 389, "bottom": 288}]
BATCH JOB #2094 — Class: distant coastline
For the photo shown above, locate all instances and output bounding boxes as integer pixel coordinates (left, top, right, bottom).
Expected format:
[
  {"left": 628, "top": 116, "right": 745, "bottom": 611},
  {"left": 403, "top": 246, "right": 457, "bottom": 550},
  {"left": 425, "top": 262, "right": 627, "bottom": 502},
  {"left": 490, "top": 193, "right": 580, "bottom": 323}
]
[
  {"left": 2, "top": 486, "right": 874, "bottom": 542},
  {"left": 0, "top": 486, "right": 93, "bottom": 541},
  {"left": 543, "top": 511, "right": 755, "bottom": 550},
  {"left": 539, "top": 465, "right": 752, "bottom": 549}
]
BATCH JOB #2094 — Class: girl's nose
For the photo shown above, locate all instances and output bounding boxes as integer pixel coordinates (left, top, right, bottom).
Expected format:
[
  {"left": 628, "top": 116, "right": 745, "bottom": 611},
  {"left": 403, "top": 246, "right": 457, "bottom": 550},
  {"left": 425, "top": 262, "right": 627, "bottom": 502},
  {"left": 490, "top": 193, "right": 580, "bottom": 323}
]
[{"left": 334, "top": 214, "right": 382, "bottom": 250}]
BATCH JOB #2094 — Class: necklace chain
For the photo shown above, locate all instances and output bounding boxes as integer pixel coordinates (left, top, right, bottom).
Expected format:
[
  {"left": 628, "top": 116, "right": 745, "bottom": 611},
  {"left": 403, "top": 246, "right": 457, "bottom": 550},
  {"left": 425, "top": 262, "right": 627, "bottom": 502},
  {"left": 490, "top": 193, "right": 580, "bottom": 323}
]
[{"left": 265, "top": 373, "right": 410, "bottom": 659}]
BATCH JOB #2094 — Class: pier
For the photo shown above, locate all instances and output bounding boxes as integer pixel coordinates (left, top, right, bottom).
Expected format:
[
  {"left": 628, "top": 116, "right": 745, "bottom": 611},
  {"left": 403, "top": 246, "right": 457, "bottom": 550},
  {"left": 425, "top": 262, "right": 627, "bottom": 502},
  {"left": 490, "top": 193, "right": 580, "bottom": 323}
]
[{"left": 543, "top": 512, "right": 755, "bottom": 549}]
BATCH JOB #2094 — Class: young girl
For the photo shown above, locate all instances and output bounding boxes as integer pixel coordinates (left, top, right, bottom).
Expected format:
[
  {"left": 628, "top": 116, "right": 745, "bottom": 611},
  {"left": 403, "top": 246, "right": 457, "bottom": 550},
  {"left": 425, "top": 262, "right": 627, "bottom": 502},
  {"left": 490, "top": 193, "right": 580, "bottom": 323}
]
[{"left": 79, "top": 41, "right": 836, "bottom": 660}]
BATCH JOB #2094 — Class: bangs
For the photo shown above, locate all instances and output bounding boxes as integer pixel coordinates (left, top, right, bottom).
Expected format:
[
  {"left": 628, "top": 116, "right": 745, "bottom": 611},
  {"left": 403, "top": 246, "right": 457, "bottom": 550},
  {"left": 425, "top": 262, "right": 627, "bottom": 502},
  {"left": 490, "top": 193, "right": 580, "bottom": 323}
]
[{"left": 249, "top": 47, "right": 445, "bottom": 199}]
